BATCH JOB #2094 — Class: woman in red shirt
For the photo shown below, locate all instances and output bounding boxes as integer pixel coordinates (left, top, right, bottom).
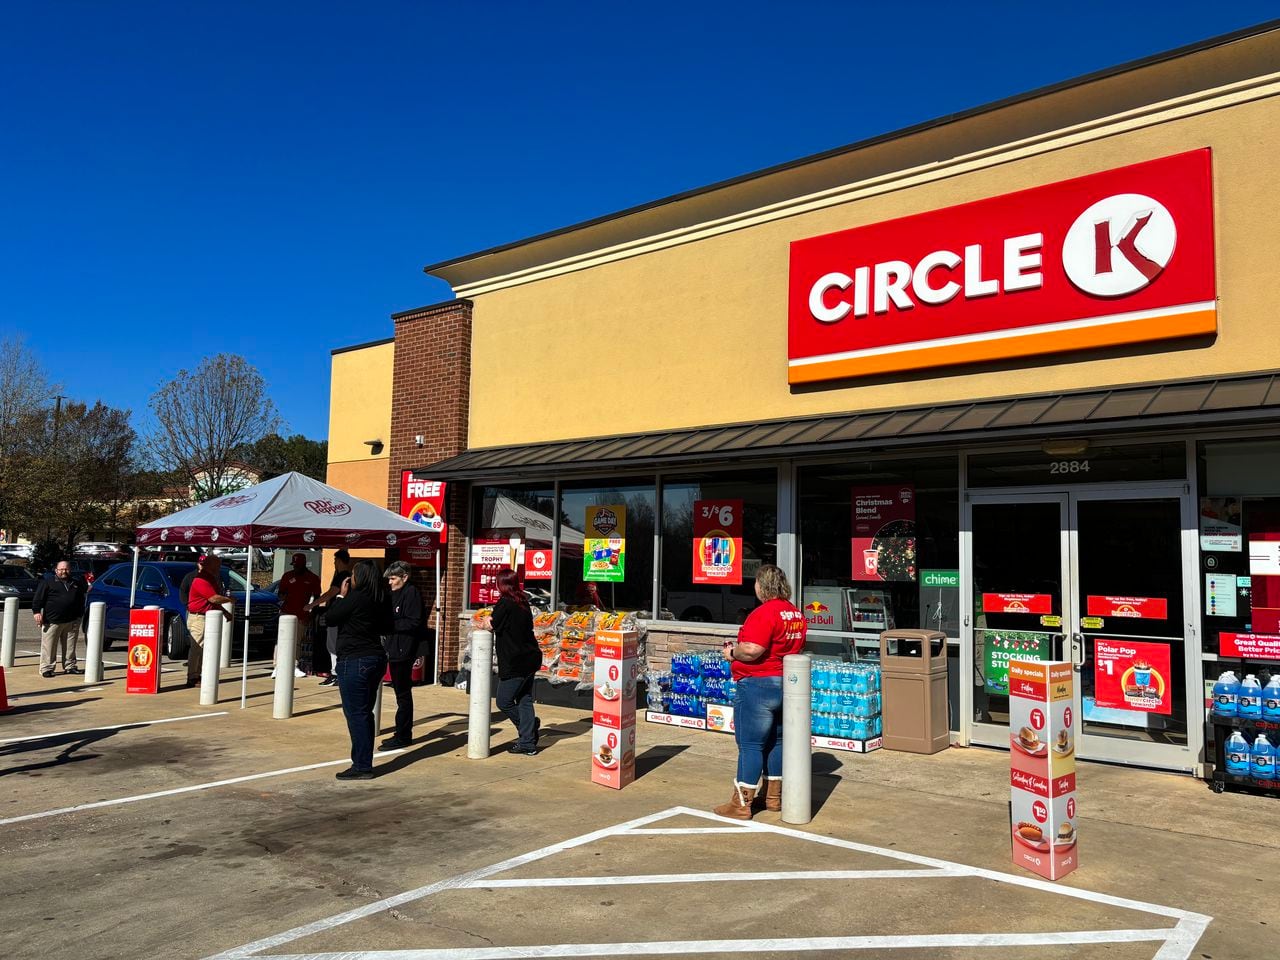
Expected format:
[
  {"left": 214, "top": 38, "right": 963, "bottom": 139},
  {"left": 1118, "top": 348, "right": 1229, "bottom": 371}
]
[{"left": 714, "top": 564, "right": 807, "bottom": 820}]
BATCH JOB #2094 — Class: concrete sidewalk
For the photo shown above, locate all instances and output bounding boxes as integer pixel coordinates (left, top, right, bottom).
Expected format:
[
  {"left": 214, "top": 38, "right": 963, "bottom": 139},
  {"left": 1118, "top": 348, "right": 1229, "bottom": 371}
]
[{"left": 0, "top": 644, "right": 1276, "bottom": 959}]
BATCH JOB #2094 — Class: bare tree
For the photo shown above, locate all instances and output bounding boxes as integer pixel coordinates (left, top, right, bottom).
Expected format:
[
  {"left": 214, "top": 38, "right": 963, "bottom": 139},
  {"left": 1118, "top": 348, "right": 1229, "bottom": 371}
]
[
  {"left": 149, "top": 354, "right": 281, "bottom": 503},
  {"left": 0, "top": 337, "right": 56, "bottom": 539}
]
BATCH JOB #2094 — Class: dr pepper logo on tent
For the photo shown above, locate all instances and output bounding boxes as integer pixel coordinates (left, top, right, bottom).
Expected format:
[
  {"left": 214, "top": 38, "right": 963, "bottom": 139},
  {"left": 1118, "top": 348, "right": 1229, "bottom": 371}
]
[{"left": 787, "top": 150, "right": 1215, "bottom": 384}]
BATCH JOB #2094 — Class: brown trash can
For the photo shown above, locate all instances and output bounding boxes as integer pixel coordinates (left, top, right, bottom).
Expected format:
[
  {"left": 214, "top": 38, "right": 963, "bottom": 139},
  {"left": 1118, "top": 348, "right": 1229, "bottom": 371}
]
[{"left": 879, "top": 629, "right": 949, "bottom": 754}]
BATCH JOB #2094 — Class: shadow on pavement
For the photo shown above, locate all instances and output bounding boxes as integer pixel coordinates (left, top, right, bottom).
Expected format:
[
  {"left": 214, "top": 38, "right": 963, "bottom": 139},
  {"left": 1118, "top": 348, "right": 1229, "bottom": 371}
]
[
  {"left": 811, "top": 752, "right": 844, "bottom": 817},
  {"left": 2, "top": 697, "right": 102, "bottom": 716},
  {"left": 374, "top": 724, "right": 503, "bottom": 776},
  {"left": 635, "top": 743, "right": 689, "bottom": 779},
  {"left": 0, "top": 728, "right": 115, "bottom": 777}
]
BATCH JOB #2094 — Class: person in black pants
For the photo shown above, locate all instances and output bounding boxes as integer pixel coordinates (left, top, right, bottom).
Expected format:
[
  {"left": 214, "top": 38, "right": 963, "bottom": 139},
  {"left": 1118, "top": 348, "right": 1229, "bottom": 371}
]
[
  {"left": 380, "top": 561, "right": 425, "bottom": 750},
  {"left": 487, "top": 567, "right": 542, "bottom": 755},
  {"left": 322, "top": 560, "right": 389, "bottom": 781}
]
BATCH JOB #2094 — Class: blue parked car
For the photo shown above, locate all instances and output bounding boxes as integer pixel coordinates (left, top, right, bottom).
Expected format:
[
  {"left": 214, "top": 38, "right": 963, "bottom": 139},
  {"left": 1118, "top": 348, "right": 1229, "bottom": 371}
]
[{"left": 87, "top": 561, "right": 281, "bottom": 658}]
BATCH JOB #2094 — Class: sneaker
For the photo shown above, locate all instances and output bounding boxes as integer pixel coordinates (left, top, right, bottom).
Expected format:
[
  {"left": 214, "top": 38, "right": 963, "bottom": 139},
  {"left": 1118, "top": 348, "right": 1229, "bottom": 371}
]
[
  {"left": 335, "top": 767, "right": 375, "bottom": 781},
  {"left": 65, "top": 666, "right": 81, "bottom": 674},
  {"left": 293, "top": 667, "right": 306, "bottom": 678},
  {"left": 41, "top": 670, "right": 55, "bottom": 679},
  {"left": 508, "top": 744, "right": 538, "bottom": 756},
  {"left": 319, "top": 676, "right": 337, "bottom": 686},
  {"left": 186, "top": 678, "right": 201, "bottom": 688},
  {"left": 380, "top": 737, "right": 410, "bottom": 751}
]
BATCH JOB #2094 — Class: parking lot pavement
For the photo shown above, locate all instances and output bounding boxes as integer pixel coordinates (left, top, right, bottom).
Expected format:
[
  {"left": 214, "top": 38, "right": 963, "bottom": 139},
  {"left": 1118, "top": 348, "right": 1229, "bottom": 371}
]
[{"left": 0, "top": 650, "right": 1276, "bottom": 960}]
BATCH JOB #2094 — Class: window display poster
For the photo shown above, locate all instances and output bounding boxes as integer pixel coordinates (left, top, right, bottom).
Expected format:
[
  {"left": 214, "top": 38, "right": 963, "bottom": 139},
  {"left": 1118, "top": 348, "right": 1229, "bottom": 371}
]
[
  {"left": 1092, "top": 638, "right": 1172, "bottom": 715},
  {"left": 1248, "top": 534, "right": 1280, "bottom": 634},
  {"left": 984, "top": 630, "right": 1052, "bottom": 695},
  {"left": 1219, "top": 632, "right": 1280, "bottom": 660},
  {"left": 983, "top": 593, "right": 1053, "bottom": 615},
  {"left": 584, "top": 504, "right": 626, "bottom": 583},
  {"left": 801, "top": 586, "right": 845, "bottom": 630},
  {"left": 1205, "top": 573, "right": 1237, "bottom": 618},
  {"left": 470, "top": 539, "right": 518, "bottom": 606},
  {"left": 525, "top": 547, "right": 554, "bottom": 581},
  {"left": 1199, "top": 497, "right": 1241, "bottom": 552},
  {"left": 399, "top": 472, "right": 448, "bottom": 543},
  {"left": 850, "top": 485, "right": 917, "bottom": 583},
  {"left": 692, "top": 499, "right": 743, "bottom": 585}
]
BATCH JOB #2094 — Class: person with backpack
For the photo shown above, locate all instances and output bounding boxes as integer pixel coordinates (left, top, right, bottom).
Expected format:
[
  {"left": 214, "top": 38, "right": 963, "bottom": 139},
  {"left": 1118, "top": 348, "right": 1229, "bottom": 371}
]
[{"left": 380, "top": 561, "right": 425, "bottom": 750}]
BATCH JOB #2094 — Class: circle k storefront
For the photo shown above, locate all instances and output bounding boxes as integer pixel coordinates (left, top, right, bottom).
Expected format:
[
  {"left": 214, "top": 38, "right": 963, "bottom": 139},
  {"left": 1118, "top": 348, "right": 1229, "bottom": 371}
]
[{"left": 327, "top": 23, "right": 1280, "bottom": 777}]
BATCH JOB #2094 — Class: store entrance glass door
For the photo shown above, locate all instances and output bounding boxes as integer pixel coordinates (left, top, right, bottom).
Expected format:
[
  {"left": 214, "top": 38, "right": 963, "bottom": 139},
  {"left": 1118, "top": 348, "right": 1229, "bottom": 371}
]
[{"left": 968, "top": 488, "right": 1195, "bottom": 771}]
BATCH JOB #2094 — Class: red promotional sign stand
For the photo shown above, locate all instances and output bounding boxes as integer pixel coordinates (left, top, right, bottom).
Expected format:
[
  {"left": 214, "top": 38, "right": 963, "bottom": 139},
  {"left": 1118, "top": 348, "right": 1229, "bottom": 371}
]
[
  {"left": 0, "top": 666, "right": 9, "bottom": 713},
  {"left": 126, "top": 608, "right": 163, "bottom": 695},
  {"left": 1008, "top": 660, "right": 1078, "bottom": 881},
  {"left": 591, "top": 627, "right": 639, "bottom": 789}
]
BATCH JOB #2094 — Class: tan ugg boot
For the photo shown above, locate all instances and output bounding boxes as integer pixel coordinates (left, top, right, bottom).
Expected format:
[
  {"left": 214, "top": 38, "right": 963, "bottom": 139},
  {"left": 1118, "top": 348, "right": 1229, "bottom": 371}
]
[
  {"left": 713, "top": 781, "right": 759, "bottom": 820},
  {"left": 764, "top": 777, "right": 782, "bottom": 812}
]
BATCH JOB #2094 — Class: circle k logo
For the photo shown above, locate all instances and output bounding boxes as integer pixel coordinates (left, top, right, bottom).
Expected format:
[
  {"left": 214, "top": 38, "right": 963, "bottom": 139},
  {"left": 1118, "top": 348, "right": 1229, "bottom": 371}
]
[{"left": 1062, "top": 193, "right": 1176, "bottom": 297}]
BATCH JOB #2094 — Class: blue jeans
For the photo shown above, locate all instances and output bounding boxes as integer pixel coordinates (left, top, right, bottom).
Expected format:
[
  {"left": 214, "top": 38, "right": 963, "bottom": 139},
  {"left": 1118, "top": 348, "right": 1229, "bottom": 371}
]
[
  {"left": 337, "top": 654, "right": 386, "bottom": 771},
  {"left": 734, "top": 675, "right": 783, "bottom": 785},
  {"left": 495, "top": 673, "right": 538, "bottom": 749}
]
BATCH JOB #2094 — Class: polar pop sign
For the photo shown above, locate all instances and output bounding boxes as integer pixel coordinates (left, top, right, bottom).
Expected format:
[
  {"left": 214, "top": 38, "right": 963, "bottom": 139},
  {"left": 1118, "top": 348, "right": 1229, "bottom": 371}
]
[{"left": 788, "top": 150, "right": 1216, "bottom": 384}]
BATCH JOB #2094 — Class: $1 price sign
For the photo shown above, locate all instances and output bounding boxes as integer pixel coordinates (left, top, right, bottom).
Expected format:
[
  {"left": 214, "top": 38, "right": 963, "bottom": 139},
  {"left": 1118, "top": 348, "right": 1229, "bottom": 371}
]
[{"left": 693, "top": 499, "right": 743, "bottom": 585}]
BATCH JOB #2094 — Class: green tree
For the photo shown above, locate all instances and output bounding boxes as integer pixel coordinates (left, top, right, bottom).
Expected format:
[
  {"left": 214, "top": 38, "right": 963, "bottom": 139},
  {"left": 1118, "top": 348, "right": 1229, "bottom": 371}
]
[
  {"left": 236, "top": 433, "right": 328, "bottom": 481},
  {"left": 0, "top": 336, "right": 55, "bottom": 541}
]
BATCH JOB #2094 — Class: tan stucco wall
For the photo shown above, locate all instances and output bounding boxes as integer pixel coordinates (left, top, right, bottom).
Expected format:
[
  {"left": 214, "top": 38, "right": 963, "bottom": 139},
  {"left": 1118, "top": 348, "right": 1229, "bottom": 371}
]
[
  {"left": 466, "top": 94, "right": 1280, "bottom": 448},
  {"left": 328, "top": 342, "right": 394, "bottom": 464}
]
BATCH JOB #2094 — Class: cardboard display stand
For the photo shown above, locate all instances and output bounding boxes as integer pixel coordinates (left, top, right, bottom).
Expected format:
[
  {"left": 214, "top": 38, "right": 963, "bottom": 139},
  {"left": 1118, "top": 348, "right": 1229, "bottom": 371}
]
[
  {"left": 126, "top": 608, "right": 163, "bottom": 695},
  {"left": 1008, "top": 659, "right": 1078, "bottom": 880},
  {"left": 591, "top": 628, "right": 639, "bottom": 788}
]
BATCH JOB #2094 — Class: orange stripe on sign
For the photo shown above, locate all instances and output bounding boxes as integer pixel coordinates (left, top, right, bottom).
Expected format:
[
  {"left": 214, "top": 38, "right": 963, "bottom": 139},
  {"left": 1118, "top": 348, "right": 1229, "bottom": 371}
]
[{"left": 788, "top": 309, "right": 1218, "bottom": 384}]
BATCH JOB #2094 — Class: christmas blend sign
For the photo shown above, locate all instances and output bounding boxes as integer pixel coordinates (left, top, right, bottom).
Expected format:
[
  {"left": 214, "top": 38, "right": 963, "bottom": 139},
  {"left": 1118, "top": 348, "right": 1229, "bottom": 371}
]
[
  {"left": 851, "top": 485, "right": 916, "bottom": 582},
  {"left": 1093, "top": 638, "right": 1172, "bottom": 715},
  {"left": 692, "top": 499, "right": 743, "bottom": 585},
  {"left": 584, "top": 504, "right": 626, "bottom": 583}
]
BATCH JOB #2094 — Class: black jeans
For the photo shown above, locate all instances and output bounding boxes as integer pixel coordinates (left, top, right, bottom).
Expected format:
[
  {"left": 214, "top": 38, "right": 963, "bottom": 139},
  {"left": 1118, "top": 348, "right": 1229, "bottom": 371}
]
[
  {"left": 388, "top": 658, "right": 415, "bottom": 742},
  {"left": 495, "top": 672, "right": 538, "bottom": 749},
  {"left": 337, "top": 653, "right": 386, "bottom": 771}
]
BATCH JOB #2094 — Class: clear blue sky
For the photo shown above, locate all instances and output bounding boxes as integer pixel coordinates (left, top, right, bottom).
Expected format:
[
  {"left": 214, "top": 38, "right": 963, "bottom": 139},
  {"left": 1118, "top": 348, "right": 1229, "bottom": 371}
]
[{"left": 3, "top": 2, "right": 1276, "bottom": 441}]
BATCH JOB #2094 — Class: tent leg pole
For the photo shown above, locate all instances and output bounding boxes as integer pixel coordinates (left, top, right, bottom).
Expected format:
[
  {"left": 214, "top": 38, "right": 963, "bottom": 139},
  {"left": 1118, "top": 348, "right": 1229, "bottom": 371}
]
[
  {"left": 434, "top": 549, "right": 442, "bottom": 685},
  {"left": 241, "top": 549, "right": 253, "bottom": 709}
]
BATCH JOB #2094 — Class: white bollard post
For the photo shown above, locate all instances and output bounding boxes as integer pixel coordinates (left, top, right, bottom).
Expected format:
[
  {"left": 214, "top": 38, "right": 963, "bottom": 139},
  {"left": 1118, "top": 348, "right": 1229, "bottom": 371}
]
[
  {"left": 200, "top": 609, "right": 224, "bottom": 706},
  {"left": 467, "top": 629, "right": 494, "bottom": 759},
  {"left": 220, "top": 613, "right": 233, "bottom": 669},
  {"left": 272, "top": 615, "right": 297, "bottom": 719},
  {"left": 84, "top": 602, "right": 106, "bottom": 684},
  {"left": 1, "top": 596, "right": 17, "bottom": 668},
  {"left": 781, "top": 653, "right": 813, "bottom": 825}
]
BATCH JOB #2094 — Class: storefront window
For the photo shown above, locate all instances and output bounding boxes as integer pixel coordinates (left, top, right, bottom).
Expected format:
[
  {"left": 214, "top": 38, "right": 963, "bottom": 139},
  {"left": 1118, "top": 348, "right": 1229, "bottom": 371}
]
[
  {"left": 469, "top": 483, "right": 556, "bottom": 608},
  {"left": 798, "top": 457, "right": 960, "bottom": 658},
  {"left": 1197, "top": 439, "right": 1280, "bottom": 660},
  {"left": 558, "top": 478, "right": 656, "bottom": 614},
  {"left": 659, "top": 469, "right": 778, "bottom": 625}
]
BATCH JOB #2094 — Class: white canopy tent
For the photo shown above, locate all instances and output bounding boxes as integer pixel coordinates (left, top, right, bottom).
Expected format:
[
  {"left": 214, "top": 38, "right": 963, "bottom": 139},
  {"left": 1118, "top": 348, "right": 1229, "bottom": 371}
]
[{"left": 135, "top": 472, "right": 445, "bottom": 707}]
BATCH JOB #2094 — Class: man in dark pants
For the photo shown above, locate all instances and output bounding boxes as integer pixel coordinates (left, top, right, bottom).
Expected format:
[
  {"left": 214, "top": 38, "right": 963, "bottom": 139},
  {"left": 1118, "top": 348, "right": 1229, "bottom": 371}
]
[
  {"left": 381, "top": 561, "right": 425, "bottom": 749},
  {"left": 32, "top": 560, "right": 87, "bottom": 677}
]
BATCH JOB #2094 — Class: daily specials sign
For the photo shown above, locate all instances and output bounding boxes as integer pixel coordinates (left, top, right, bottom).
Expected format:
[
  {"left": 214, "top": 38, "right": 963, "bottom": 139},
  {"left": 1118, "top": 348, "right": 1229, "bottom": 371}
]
[
  {"left": 692, "top": 499, "right": 743, "bottom": 585},
  {"left": 584, "top": 504, "right": 626, "bottom": 583},
  {"left": 399, "top": 472, "right": 447, "bottom": 568},
  {"left": 788, "top": 150, "right": 1216, "bottom": 384},
  {"left": 851, "top": 485, "right": 916, "bottom": 582},
  {"left": 126, "top": 608, "right": 163, "bottom": 695},
  {"left": 1009, "top": 660, "right": 1078, "bottom": 881},
  {"left": 1093, "top": 638, "right": 1172, "bottom": 715}
]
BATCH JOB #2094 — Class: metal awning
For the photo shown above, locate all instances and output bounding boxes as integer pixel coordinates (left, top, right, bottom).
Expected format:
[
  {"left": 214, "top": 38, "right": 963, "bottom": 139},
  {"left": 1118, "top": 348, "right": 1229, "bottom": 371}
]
[{"left": 416, "top": 372, "right": 1280, "bottom": 481}]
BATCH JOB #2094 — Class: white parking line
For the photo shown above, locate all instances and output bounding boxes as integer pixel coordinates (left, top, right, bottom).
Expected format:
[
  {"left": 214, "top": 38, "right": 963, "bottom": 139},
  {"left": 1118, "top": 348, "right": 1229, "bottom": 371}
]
[
  {"left": 0, "top": 749, "right": 406, "bottom": 827},
  {"left": 470, "top": 869, "right": 963, "bottom": 887},
  {"left": 0, "top": 711, "right": 228, "bottom": 745}
]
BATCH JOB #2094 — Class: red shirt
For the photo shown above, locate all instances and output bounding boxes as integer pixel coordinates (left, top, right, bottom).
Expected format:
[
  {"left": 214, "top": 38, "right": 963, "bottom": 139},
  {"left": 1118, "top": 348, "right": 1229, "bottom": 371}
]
[
  {"left": 187, "top": 574, "right": 222, "bottom": 614},
  {"left": 278, "top": 569, "right": 321, "bottom": 617},
  {"left": 733, "top": 597, "right": 807, "bottom": 679}
]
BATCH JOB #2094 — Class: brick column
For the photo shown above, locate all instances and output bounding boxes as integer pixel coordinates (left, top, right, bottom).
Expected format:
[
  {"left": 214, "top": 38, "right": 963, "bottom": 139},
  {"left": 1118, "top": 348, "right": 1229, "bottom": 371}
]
[{"left": 386, "top": 298, "right": 473, "bottom": 675}]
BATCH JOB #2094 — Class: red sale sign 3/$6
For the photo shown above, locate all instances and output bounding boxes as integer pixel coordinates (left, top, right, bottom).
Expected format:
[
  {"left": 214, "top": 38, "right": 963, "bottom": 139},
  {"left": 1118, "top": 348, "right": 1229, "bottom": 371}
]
[
  {"left": 788, "top": 150, "right": 1215, "bottom": 385},
  {"left": 692, "top": 499, "right": 743, "bottom": 585}
]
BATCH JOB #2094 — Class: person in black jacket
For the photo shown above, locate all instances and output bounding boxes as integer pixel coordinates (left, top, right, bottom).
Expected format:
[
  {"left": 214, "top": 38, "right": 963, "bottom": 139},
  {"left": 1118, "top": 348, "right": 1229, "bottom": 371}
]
[
  {"left": 322, "top": 560, "right": 390, "bottom": 780},
  {"left": 32, "top": 560, "right": 88, "bottom": 677},
  {"left": 380, "top": 561, "right": 425, "bottom": 750},
  {"left": 486, "top": 567, "right": 542, "bottom": 755}
]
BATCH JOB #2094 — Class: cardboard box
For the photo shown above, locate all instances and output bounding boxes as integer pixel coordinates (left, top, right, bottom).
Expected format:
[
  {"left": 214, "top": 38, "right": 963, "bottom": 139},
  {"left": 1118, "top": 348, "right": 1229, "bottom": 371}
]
[
  {"left": 591, "top": 628, "right": 638, "bottom": 789},
  {"left": 1009, "top": 660, "right": 1077, "bottom": 880}
]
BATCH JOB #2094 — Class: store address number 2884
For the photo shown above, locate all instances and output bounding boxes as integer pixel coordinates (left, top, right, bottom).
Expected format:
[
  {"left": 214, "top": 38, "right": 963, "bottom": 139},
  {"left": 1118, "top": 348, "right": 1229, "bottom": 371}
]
[{"left": 1048, "top": 460, "right": 1091, "bottom": 475}]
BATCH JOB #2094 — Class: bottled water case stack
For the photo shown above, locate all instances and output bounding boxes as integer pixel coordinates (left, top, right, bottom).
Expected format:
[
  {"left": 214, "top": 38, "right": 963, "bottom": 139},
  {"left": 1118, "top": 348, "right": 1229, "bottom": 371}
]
[{"left": 810, "top": 659, "right": 882, "bottom": 742}]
